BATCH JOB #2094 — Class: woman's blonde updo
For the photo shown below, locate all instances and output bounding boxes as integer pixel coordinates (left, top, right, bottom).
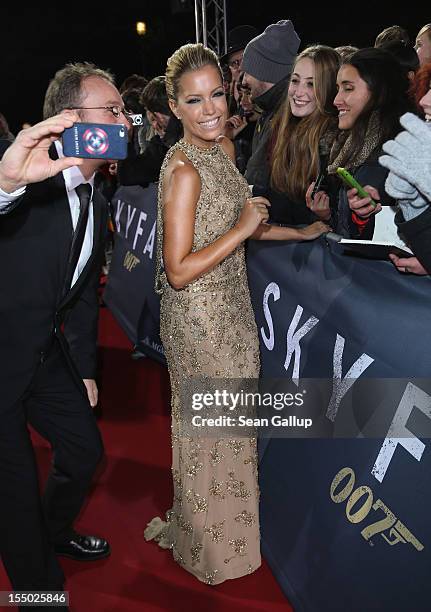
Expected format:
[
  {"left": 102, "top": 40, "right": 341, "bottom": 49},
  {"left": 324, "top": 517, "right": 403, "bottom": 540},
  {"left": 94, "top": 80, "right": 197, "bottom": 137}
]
[{"left": 165, "top": 43, "right": 222, "bottom": 101}]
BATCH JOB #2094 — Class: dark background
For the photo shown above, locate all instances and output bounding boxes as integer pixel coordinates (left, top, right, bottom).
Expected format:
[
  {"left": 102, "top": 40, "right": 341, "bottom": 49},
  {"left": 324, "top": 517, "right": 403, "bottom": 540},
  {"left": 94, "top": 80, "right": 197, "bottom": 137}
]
[{"left": 1, "top": 1, "right": 429, "bottom": 133}]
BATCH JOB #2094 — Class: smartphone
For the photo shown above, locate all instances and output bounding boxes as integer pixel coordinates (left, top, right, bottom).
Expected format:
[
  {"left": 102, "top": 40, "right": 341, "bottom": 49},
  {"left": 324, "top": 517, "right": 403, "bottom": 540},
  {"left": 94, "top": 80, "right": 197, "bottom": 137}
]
[
  {"left": 62, "top": 122, "right": 128, "bottom": 160},
  {"left": 311, "top": 139, "right": 330, "bottom": 199},
  {"left": 336, "top": 167, "right": 377, "bottom": 207},
  {"left": 311, "top": 171, "right": 329, "bottom": 200}
]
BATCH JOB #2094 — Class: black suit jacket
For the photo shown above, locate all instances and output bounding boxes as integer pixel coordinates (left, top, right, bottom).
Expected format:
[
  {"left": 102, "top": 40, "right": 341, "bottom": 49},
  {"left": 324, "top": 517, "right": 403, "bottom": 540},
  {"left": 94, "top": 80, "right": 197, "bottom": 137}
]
[{"left": 0, "top": 167, "right": 108, "bottom": 407}]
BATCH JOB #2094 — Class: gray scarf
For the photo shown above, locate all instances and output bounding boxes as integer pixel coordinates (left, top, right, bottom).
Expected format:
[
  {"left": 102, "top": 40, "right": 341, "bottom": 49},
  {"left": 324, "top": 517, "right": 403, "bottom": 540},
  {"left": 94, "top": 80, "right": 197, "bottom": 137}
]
[{"left": 328, "top": 110, "right": 383, "bottom": 174}]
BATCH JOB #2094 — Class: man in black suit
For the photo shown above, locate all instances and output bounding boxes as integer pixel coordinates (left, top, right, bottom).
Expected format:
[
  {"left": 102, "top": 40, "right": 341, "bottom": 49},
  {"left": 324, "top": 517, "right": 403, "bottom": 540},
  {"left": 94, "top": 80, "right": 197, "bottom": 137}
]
[{"left": 0, "top": 62, "right": 129, "bottom": 597}]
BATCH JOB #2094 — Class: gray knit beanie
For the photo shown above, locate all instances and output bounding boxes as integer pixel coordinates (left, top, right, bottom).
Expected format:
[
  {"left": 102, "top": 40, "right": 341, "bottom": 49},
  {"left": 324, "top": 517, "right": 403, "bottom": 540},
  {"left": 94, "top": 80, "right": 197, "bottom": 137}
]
[{"left": 242, "top": 20, "right": 300, "bottom": 84}]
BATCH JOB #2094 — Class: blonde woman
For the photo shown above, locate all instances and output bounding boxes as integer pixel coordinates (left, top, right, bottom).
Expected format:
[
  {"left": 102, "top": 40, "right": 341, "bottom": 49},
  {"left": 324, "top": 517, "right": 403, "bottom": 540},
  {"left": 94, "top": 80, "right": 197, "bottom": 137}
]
[{"left": 144, "top": 43, "right": 328, "bottom": 585}]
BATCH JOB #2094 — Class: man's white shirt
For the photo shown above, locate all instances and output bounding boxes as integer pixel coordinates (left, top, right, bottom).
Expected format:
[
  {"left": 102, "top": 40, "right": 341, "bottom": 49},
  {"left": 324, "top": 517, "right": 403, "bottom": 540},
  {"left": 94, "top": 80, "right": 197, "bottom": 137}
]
[{"left": 0, "top": 141, "right": 95, "bottom": 288}]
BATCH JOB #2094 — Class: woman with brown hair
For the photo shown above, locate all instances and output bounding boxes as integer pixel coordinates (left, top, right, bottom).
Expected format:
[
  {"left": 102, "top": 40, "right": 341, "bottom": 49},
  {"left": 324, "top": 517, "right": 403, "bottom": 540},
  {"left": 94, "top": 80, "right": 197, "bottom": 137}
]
[
  {"left": 267, "top": 45, "right": 340, "bottom": 225},
  {"left": 332, "top": 47, "right": 412, "bottom": 238}
]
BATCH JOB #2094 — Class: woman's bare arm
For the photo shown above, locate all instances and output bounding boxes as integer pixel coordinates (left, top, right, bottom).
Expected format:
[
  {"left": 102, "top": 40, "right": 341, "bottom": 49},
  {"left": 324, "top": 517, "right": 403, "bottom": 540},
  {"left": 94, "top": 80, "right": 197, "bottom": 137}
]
[
  {"left": 251, "top": 221, "right": 330, "bottom": 241},
  {"left": 162, "top": 154, "right": 267, "bottom": 289}
]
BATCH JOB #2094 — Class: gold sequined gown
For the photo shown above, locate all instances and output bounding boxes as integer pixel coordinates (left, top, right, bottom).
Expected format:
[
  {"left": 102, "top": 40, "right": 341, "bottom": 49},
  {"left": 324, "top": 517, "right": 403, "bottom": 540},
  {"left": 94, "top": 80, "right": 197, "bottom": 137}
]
[{"left": 145, "top": 139, "right": 261, "bottom": 585}]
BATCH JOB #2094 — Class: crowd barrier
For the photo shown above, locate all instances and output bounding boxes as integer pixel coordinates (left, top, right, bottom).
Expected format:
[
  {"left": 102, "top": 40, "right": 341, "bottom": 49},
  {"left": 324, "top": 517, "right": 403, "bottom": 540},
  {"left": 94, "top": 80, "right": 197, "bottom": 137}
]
[{"left": 105, "top": 183, "right": 431, "bottom": 611}]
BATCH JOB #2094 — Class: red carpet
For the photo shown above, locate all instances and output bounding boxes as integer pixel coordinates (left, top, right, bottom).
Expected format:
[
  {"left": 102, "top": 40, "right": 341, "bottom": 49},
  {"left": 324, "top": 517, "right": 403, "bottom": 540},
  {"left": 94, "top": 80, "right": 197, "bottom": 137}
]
[{"left": 0, "top": 308, "right": 292, "bottom": 612}]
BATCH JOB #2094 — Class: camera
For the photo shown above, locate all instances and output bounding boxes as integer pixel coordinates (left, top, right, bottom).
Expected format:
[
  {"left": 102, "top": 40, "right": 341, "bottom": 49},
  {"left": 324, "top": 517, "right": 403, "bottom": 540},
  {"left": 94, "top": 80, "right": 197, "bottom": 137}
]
[
  {"left": 311, "top": 140, "right": 330, "bottom": 200},
  {"left": 130, "top": 114, "right": 143, "bottom": 126}
]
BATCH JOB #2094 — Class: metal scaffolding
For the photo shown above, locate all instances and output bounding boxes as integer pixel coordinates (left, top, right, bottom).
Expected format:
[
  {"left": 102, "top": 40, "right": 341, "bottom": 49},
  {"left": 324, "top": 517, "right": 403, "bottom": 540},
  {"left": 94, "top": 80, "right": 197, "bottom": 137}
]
[{"left": 194, "top": 0, "right": 227, "bottom": 56}]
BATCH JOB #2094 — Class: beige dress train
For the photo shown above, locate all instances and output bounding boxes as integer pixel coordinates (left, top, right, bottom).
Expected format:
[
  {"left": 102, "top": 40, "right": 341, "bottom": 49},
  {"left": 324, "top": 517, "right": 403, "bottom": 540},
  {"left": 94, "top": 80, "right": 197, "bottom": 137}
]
[{"left": 145, "top": 139, "right": 261, "bottom": 585}]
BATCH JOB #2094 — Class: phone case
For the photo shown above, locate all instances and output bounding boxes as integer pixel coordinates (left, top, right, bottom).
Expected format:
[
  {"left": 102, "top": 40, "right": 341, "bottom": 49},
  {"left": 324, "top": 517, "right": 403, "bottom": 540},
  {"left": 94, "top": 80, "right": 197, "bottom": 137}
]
[
  {"left": 62, "top": 123, "right": 128, "bottom": 160},
  {"left": 336, "top": 167, "right": 377, "bottom": 207}
]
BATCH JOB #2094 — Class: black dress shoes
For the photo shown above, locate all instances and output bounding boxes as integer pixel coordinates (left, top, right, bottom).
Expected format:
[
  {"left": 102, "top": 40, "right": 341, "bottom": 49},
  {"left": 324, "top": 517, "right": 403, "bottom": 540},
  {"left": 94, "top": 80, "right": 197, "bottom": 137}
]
[{"left": 54, "top": 533, "right": 111, "bottom": 561}]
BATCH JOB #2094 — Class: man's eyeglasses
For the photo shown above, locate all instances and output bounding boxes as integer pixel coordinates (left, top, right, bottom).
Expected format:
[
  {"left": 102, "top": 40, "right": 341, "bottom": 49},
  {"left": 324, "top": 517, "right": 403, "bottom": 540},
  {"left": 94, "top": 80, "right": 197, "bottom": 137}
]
[{"left": 67, "top": 105, "right": 133, "bottom": 120}]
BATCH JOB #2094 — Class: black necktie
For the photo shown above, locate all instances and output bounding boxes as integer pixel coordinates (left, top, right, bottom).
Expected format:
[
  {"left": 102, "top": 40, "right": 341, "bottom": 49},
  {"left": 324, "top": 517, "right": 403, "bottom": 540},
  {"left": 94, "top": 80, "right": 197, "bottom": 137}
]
[{"left": 63, "top": 183, "right": 92, "bottom": 295}]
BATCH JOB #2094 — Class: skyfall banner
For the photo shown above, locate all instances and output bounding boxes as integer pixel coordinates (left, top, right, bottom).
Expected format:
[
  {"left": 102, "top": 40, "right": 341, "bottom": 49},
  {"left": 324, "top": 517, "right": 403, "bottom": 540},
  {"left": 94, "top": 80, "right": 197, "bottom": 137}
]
[
  {"left": 103, "top": 184, "right": 165, "bottom": 364},
  {"left": 247, "top": 238, "right": 431, "bottom": 612}
]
